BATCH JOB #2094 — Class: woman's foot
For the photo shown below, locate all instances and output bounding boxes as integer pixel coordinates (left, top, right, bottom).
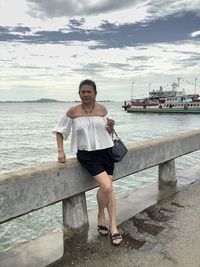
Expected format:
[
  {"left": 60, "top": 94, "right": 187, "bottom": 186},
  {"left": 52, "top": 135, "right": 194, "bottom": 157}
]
[
  {"left": 110, "top": 226, "right": 122, "bottom": 245},
  {"left": 110, "top": 232, "right": 122, "bottom": 246},
  {"left": 98, "top": 225, "right": 109, "bottom": 236},
  {"left": 98, "top": 213, "right": 108, "bottom": 236}
]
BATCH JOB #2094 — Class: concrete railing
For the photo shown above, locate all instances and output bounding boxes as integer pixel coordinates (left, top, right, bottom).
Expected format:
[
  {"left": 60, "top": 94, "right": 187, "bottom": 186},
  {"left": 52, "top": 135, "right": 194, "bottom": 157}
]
[{"left": 0, "top": 129, "right": 200, "bottom": 232}]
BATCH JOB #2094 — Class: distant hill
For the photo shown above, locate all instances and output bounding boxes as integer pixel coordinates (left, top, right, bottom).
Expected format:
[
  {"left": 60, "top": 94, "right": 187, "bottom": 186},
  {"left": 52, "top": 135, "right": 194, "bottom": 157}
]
[
  {"left": 0, "top": 98, "right": 113, "bottom": 103},
  {"left": 25, "top": 98, "right": 61, "bottom": 103},
  {"left": 0, "top": 98, "right": 64, "bottom": 103}
]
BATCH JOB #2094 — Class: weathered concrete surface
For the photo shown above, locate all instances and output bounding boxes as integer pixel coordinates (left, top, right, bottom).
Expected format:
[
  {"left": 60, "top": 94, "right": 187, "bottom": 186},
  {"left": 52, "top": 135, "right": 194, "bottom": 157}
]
[
  {"left": 1, "top": 129, "right": 200, "bottom": 224},
  {"left": 49, "top": 178, "right": 200, "bottom": 267},
  {"left": 159, "top": 159, "right": 176, "bottom": 185},
  {"left": 62, "top": 192, "right": 89, "bottom": 230},
  {"left": 0, "top": 165, "right": 200, "bottom": 267}
]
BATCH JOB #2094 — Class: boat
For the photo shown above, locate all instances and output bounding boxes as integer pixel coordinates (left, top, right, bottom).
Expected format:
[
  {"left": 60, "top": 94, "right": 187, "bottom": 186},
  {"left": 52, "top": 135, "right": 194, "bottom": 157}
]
[{"left": 123, "top": 82, "right": 200, "bottom": 114}]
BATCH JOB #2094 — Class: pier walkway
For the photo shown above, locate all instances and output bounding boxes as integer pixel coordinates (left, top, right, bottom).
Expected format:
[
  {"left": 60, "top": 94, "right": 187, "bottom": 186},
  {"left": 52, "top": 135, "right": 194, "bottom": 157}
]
[{"left": 0, "top": 165, "right": 200, "bottom": 267}]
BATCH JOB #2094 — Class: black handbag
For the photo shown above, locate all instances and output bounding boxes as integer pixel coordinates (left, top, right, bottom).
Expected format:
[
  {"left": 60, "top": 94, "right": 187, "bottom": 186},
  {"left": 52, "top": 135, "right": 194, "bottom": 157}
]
[{"left": 108, "top": 129, "right": 128, "bottom": 162}]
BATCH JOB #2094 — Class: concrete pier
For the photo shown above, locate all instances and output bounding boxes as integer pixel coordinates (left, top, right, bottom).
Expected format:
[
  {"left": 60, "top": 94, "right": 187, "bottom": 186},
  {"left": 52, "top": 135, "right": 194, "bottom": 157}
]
[
  {"left": 159, "top": 159, "right": 177, "bottom": 186},
  {"left": 0, "top": 130, "right": 200, "bottom": 266},
  {"left": 0, "top": 165, "right": 200, "bottom": 267},
  {"left": 62, "top": 192, "right": 89, "bottom": 232},
  {"left": 1, "top": 129, "right": 200, "bottom": 227}
]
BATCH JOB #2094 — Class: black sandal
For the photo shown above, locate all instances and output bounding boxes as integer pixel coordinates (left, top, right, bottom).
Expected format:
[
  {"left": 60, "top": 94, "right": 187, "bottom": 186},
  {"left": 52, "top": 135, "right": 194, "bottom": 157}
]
[
  {"left": 98, "top": 225, "right": 109, "bottom": 236},
  {"left": 110, "top": 233, "right": 122, "bottom": 246}
]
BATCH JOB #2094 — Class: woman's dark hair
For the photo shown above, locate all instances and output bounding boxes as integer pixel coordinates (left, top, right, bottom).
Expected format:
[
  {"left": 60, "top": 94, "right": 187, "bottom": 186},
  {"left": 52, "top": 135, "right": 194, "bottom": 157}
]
[{"left": 79, "top": 79, "right": 97, "bottom": 93}]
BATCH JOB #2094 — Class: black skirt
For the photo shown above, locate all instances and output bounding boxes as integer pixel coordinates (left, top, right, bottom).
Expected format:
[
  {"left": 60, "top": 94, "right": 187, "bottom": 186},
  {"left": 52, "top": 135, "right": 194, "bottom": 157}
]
[{"left": 77, "top": 148, "right": 115, "bottom": 176}]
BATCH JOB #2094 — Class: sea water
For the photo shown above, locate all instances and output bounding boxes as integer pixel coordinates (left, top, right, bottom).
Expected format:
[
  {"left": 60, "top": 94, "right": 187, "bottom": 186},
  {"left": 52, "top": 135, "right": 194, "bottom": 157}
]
[{"left": 0, "top": 102, "right": 200, "bottom": 252}]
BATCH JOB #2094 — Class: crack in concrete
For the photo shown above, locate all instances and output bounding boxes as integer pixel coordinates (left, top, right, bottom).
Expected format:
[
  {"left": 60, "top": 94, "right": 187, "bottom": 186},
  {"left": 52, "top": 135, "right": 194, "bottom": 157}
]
[
  {"left": 160, "top": 250, "right": 177, "bottom": 264},
  {"left": 171, "top": 202, "right": 185, "bottom": 208}
]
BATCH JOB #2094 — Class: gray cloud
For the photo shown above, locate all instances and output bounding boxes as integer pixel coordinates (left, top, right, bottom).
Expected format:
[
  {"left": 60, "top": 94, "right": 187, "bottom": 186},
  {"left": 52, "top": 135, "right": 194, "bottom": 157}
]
[
  {"left": 127, "top": 56, "right": 150, "bottom": 61},
  {"left": 0, "top": 59, "right": 12, "bottom": 62},
  {"left": 72, "top": 63, "right": 104, "bottom": 76},
  {"left": 173, "top": 50, "right": 200, "bottom": 56},
  {"left": 106, "top": 62, "right": 153, "bottom": 72},
  {"left": 13, "top": 26, "right": 32, "bottom": 33},
  {"left": 1, "top": 11, "right": 199, "bottom": 50},
  {"left": 147, "top": 0, "right": 200, "bottom": 18},
  {"left": 26, "top": 0, "right": 137, "bottom": 18},
  {"left": 106, "top": 62, "right": 130, "bottom": 69},
  {"left": 25, "top": 0, "right": 200, "bottom": 21},
  {"left": 71, "top": 61, "right": 150, "bottom": 77},
  {"left": 68, "top": 18, "right": 85, "bottom": 29},
  {"left": 0, "top": 26, "right": 32, "bottom": 42},
  {"left": 10, "top": 65, "right": 49, "bottom": 70},
  {"left": 0, "top": 26, "right": 10, "bottom": 33},
  {"left": 134, "top": 64, "right": 153, "bottom": 71},
  {"left": 177, "top": 55, "right": 200, "bottom": 68}
]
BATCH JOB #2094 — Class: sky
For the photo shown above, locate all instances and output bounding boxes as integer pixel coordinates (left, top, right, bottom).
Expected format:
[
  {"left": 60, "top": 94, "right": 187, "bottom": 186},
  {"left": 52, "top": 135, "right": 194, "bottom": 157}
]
[{"left": 0, "top": 0, "right": 200, "bottom": 101}]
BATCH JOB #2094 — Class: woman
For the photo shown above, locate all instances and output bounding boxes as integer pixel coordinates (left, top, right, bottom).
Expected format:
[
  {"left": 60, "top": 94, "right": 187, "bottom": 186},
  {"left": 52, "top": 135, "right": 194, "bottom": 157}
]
[{"left": 53, "top": 79, "right": 122, "bottom": 246}]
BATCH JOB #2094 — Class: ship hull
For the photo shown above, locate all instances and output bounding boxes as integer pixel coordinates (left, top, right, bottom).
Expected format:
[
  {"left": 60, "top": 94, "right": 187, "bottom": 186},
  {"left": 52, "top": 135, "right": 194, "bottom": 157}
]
[{"left": 127, "top": 108, "right": 200, "bottom": 114}]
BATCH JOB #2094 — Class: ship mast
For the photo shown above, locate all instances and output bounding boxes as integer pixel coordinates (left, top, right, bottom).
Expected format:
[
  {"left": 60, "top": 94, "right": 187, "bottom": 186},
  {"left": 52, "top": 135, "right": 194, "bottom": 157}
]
[
  {"left": 177, "top": 77, "right": 181, "bottom": 88},
  {"left": 172, "top": 82, "right": 177, "bottom": 91},
  {"left": 131, "top": 81, "right": 134, "bottom": 101},
  {"left": 148, "top": 83, "right": 151, "bottom": 94},
  {"left": 195, "top": 78, "right": 197, "bottom": 94}
]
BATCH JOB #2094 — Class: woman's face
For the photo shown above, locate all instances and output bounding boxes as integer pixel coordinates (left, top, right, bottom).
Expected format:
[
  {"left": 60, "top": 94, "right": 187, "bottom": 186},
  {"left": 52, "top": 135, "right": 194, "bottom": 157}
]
[{"left": 79, "top": 85, "right": 96, "bottom": 104}]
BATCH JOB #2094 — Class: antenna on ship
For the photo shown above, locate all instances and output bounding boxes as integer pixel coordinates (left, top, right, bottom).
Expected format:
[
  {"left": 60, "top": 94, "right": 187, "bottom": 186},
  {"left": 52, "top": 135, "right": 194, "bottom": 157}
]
[
  {"left": 172, "top": 82, "right": 177, "bottom": 91},
  {"left": 148, "top": 83, "right": 151, "bottom": 94},
  {"left": 195, "top": 78, "right": 197, "bottom": 94},
  {"left": 131, "top": 81, "right": 134, "bottom": 101},
  {"left": 177, "top": 77, "right": 181, "bottom": 88}
]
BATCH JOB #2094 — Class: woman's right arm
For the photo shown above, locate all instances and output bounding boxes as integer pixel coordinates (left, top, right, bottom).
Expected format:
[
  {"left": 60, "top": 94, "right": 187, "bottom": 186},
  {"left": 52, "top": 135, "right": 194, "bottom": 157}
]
[
  {"left": 52, "top": 110, "right": 73, "bottom": 163},
  {"left": 56, "top": 132, "right": 66, "bottom": 163}
]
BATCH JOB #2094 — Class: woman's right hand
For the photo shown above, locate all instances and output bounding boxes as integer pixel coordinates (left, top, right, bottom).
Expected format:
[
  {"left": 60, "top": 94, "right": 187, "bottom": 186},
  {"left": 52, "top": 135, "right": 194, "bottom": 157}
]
[
  {"left": 58, "top": 150, "right": 66, "bottom": 163},
  {"left": 106, "top": 118, "right": 115, "bottom": 133}
]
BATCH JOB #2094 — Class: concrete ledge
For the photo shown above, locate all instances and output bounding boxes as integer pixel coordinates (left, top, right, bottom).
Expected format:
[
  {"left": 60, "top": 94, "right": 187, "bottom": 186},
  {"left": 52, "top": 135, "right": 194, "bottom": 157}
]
[{"left": 1, "top": 129, "right": 200, "bottom": 224}]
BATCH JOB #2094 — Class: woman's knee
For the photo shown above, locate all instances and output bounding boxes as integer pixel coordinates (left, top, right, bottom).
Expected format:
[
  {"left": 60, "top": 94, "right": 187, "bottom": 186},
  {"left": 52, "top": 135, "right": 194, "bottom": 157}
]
[
  {"left": 94, "top": 172, "right": 114, "bottom": 194},
  {"left": 100, "top": 183, "right": 113, "bottom": 194}
]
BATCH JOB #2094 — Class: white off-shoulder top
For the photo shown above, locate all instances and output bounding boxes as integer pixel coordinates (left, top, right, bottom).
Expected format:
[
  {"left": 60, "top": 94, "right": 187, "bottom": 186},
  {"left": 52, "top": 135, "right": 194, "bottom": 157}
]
[{"left": 52, "top": 115, "right": 114, "bottom": 152}]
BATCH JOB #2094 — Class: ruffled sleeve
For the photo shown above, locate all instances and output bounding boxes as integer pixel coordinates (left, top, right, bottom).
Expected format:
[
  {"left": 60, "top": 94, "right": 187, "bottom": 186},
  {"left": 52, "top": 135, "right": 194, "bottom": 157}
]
[{"left": 52, "top": 115, "right": 72, "bottom": 140}]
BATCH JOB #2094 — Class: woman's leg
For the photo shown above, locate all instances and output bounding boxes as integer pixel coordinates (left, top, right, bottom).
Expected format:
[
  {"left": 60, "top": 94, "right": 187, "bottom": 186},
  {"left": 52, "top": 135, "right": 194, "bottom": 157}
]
[
  {"left": 107, "top": 175, "right": 118, "bottom": 235},
  {"left": 94, "top": 172, "right": 122, "bottom": 245},
  {"left": 95, "top": 172, "right": 112, "bottom": 226}
]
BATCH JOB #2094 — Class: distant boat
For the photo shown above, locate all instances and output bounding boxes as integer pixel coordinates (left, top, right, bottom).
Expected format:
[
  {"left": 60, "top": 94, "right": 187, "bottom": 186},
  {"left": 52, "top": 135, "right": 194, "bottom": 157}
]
[{"left": 123, "top": 82, "right": 200, "bottom": 114}]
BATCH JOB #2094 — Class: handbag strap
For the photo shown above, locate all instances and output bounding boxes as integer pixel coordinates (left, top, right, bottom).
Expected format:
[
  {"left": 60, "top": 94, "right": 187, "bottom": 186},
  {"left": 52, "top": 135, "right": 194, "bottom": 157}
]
[{"left": 111, "top": 128, "right": 119, "bottom": 140}]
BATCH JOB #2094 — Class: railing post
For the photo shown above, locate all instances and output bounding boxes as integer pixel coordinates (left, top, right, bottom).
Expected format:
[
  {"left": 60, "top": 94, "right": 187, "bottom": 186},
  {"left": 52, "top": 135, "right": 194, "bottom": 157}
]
[
  {"left": 62, "top": 192, "right": 89, "bottom": 233},
  {"left": 158, "top": 159, "right": 177, "bottom": 187}
]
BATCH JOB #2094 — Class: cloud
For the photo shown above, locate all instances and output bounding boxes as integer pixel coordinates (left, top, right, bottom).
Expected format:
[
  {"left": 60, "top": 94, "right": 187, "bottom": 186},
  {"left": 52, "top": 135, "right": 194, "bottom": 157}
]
[
  {"left": 72, "top": 62, "right": 137, "bottom": 77},
  {"left": 1, "top": 1, "right": 200, "bottom": 101},
  {"left": 72, "top": 63, "right": 105, "bottom": 76},
  {"left": 68, "top": 18, "right": 86, "bottom": 29},
  {"left": 26, "top": 0, "right": 138, "bottom": 18},
  {"left": 1, "top": 11, "right": 199, "bottom": 49},
  {"left": 177, "top": 54, "right": 200, "bottom": 68},
  {"left": 127, "top": 56, "right": 150, "bottom": 62},
  {"left": 25, "top": 0, "right": 200, "bottom": 23},
  {"left": 146, "top": 0, "right": 200, "bottom": 19},
  {"left": 0, "top": 25, "right": 32, "bottom": 41},
  {"left": 191, "top": 30, "right": 200, "bottom": 37},
  {"left": 12, "top": 26, "right": 32, "bottom": 33}
]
